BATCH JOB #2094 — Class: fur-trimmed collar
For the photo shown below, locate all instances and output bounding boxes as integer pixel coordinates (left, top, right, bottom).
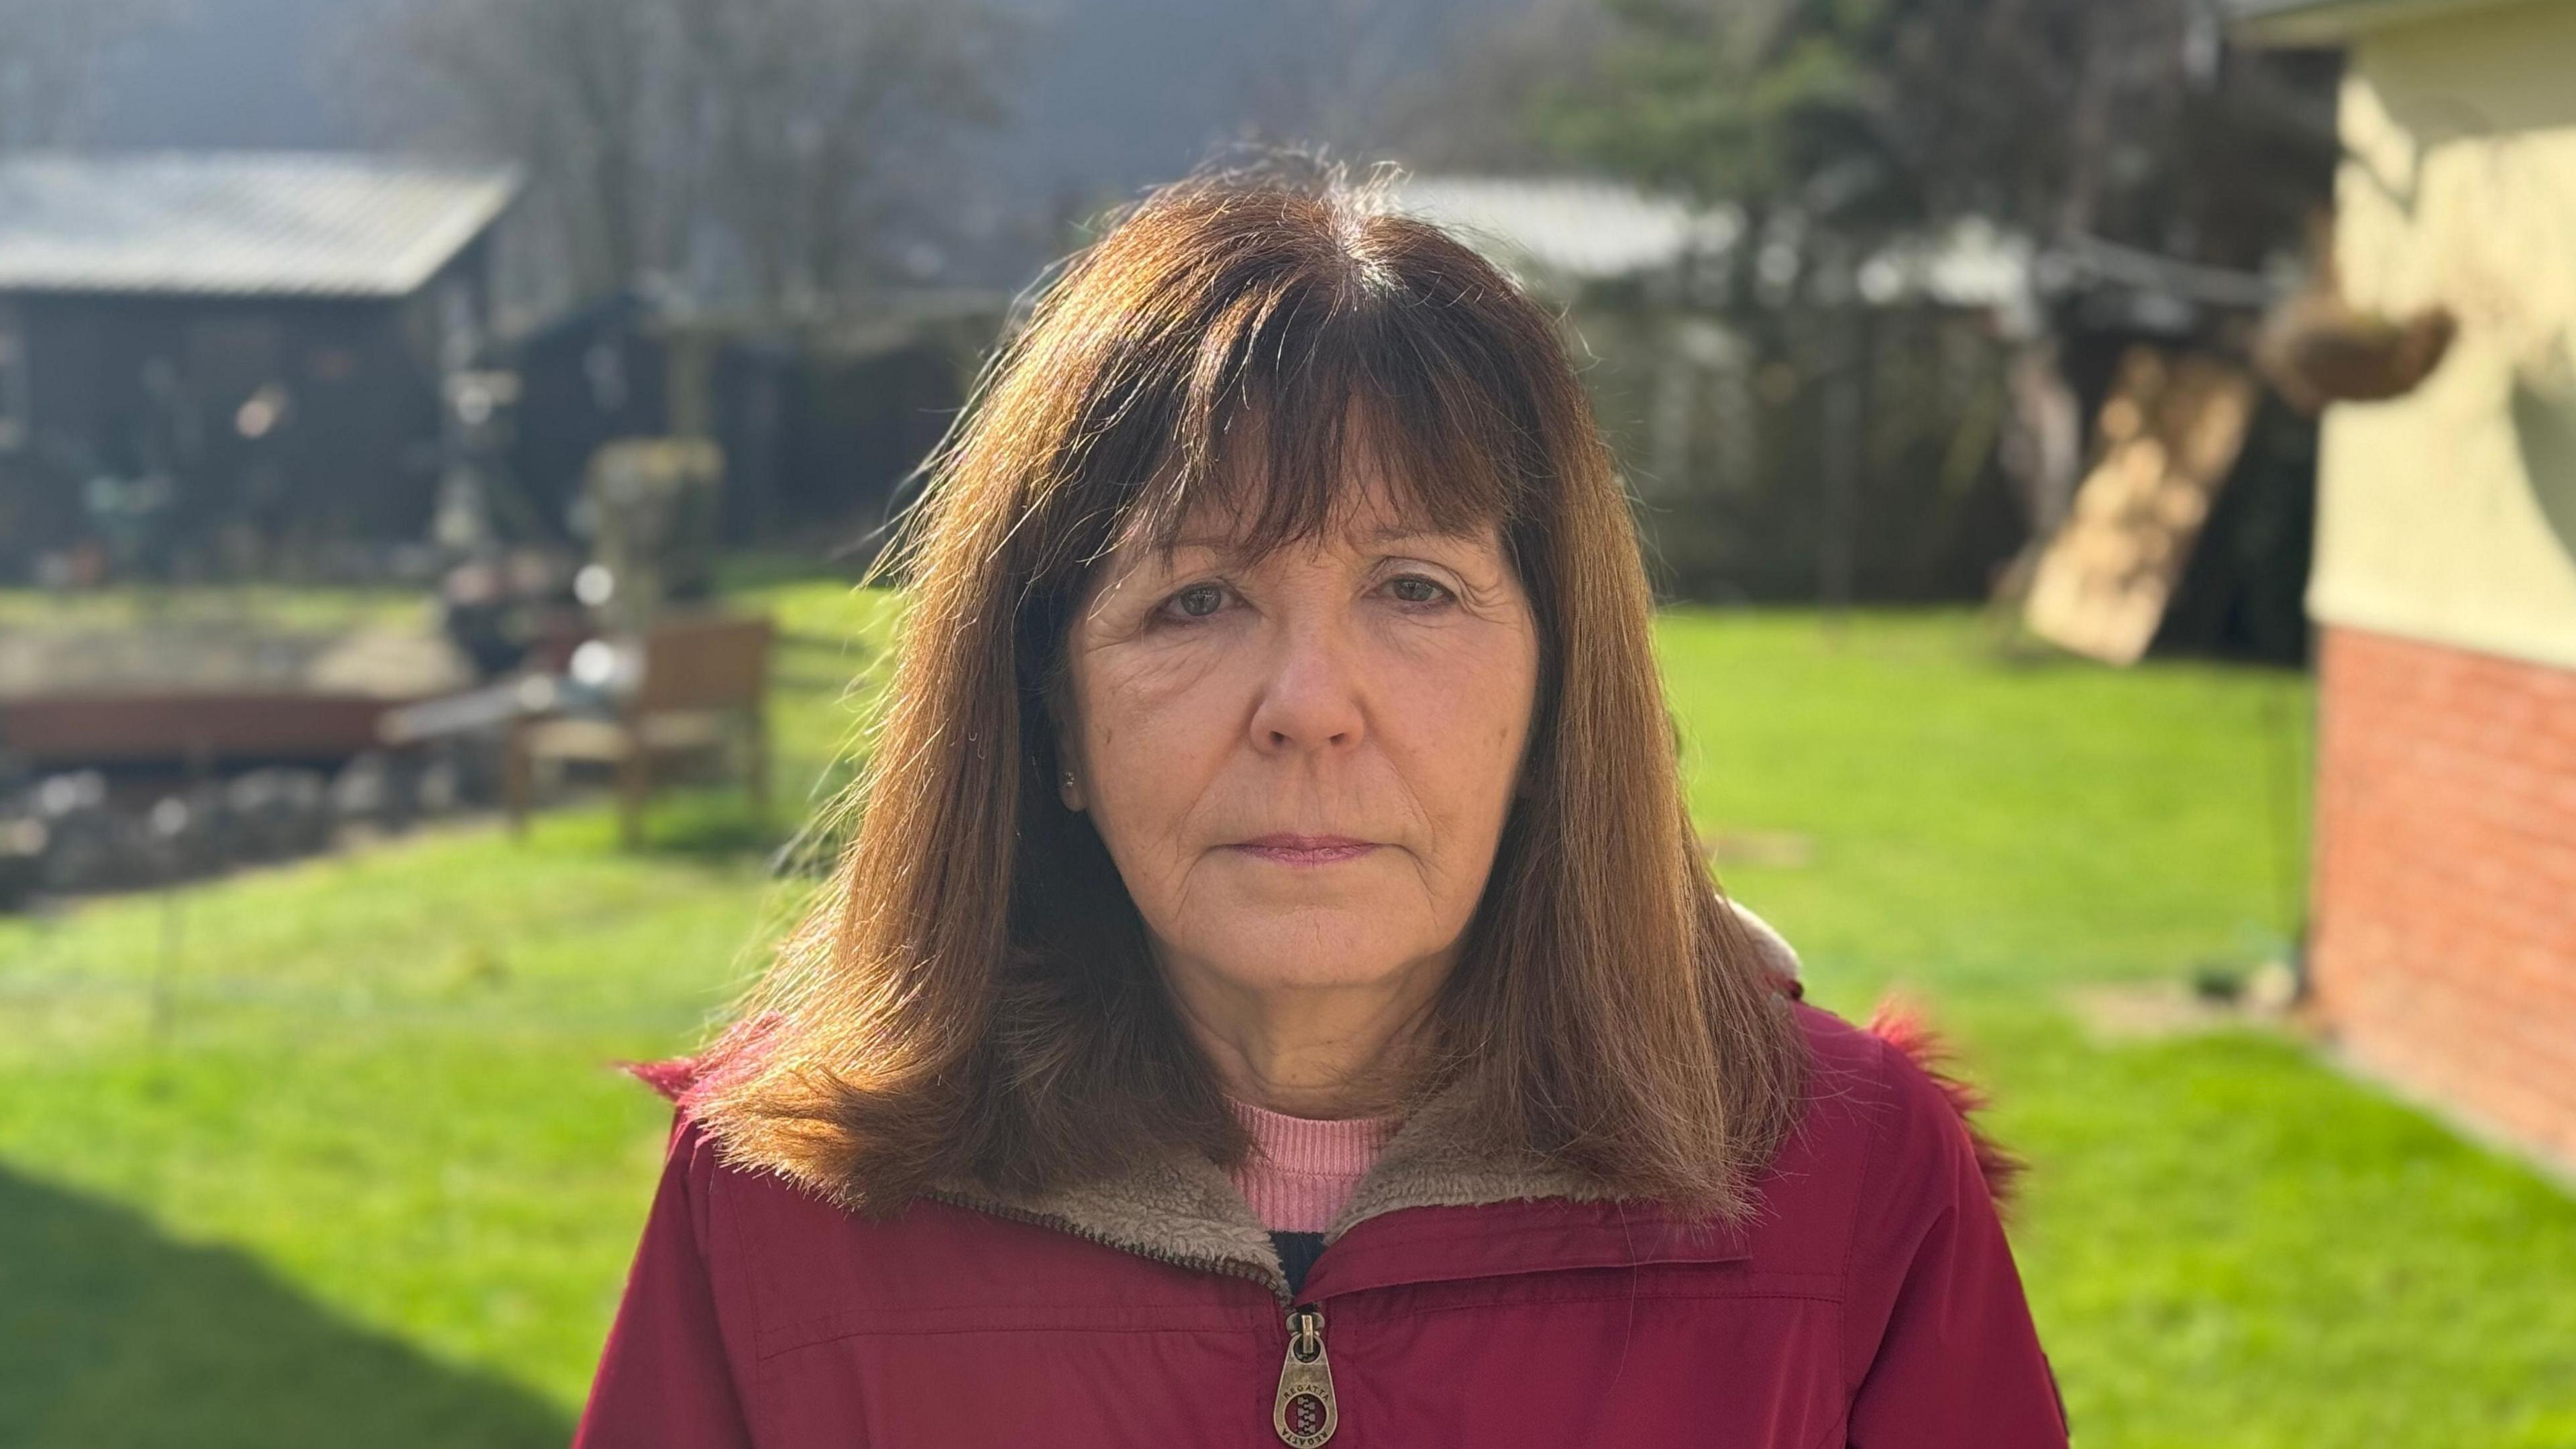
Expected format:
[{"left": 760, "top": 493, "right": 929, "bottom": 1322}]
[{"left": 920, "top": 1066, "right": 1629, "bottom": 1303}]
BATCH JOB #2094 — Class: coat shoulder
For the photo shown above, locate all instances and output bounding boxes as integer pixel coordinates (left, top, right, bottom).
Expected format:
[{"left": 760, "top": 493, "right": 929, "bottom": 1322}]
[
  {"left": 1779, "top": 995, "right": 2027, "bottom": 1215},
  {"left": 1772, "top": 1000, "right": 2029, "bottom": 1237}
]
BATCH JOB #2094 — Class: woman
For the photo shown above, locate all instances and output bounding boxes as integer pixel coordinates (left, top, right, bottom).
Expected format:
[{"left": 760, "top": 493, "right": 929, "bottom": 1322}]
[{"left": 574, "top": 160, "right": 2070, "bottom": 1448}]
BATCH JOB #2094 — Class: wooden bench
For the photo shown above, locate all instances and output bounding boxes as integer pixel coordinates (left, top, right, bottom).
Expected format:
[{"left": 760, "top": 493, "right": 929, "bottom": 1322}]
[{"left": 502, "top": 609, "right": 774, "bottom": 849}]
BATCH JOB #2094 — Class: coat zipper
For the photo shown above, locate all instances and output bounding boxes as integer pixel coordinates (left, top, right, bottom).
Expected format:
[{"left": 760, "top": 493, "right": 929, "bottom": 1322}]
[
  {"left": 920, "top": 1187, "right": 1343, "bottom": 1446},
  {"left": 1273, "top": 1302, "right": 1338, "bottom": 1446}
]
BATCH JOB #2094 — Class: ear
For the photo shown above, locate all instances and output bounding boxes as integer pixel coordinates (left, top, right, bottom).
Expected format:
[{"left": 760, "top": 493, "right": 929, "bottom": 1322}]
[
  {"left": 1052, "top": 731, "right": 1086, "bottom": 812},
  {"left": 1038, "top": 674, "right": 1087, "bottom": 812}
]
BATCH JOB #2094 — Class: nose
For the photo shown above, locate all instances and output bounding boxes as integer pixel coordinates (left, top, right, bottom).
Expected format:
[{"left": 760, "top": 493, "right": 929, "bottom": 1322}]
[{"left": 1247, "top": 611, "right": 1365, "bottom": 755}]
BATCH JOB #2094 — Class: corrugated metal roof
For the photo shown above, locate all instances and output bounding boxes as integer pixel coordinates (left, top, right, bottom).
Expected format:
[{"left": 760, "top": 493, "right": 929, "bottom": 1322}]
[
  {"left": 0, "top": 151, "right": 521, "bottom": 299},
  {"left": 2230, "top": 0, "right": 2530, "bottom": 42},
  {"left": 1386, "top": 174, "right": 1741, "bottom": 285},
  {"left": 1387, "top": 172, "right": 2036, "bottom": 315}
]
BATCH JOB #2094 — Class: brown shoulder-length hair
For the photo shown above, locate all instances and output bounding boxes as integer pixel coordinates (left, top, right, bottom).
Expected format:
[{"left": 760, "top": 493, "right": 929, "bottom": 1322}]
[{"left": 688, "top": 155, "right": 1810, "bottom": 1224}]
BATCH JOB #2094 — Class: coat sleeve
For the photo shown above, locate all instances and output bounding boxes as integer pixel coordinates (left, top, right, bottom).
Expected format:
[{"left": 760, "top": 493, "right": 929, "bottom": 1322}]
[
  {"left": 1839, "top": 1032, "right": 2070, "bottom": 1448},
  {"left": 572, "top": 1110, "right": 763, "bottom": 1448}
]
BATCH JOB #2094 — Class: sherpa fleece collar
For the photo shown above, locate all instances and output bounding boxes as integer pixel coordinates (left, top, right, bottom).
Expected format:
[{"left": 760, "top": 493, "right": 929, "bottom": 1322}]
[{"left": 920, "top": 1067, "right": 1632, "bottom": 1303}]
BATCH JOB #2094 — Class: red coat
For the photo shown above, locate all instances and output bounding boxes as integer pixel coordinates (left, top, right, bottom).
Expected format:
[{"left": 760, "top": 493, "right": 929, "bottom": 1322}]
[{"left": 574, "top": 997, "right": 2070, "bottom": 1447}]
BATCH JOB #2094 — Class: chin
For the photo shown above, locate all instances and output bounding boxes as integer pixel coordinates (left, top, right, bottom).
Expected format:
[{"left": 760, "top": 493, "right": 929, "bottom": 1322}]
[{"left": 1183, "top": 908, "right": 1436, "bottom": 993}]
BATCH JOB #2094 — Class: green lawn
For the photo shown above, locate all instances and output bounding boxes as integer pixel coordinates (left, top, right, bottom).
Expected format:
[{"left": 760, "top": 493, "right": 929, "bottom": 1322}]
[
  {"left": 1, "top": 584, "right": 2571, "bottom": 1446},
  {"left": 1662, "top": 612, "right": 2576, "bottom": 1448}
]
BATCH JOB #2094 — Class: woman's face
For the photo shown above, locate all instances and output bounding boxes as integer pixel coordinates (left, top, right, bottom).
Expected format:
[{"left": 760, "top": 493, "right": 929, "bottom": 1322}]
[{"left": 1059, "top": 470, "right": 1541, "bottom": 1008}]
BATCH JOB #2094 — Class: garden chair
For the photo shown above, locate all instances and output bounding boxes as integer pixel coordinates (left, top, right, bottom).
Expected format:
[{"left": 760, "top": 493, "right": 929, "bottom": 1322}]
[{"left": 502, "top": 608, "right": 773, "bottom": 849}]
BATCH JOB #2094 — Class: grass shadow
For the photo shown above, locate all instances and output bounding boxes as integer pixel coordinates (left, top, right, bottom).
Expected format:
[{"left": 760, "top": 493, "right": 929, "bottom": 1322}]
[{"left": 0, "top": 1164, "right": 570, "bottom": 1449}]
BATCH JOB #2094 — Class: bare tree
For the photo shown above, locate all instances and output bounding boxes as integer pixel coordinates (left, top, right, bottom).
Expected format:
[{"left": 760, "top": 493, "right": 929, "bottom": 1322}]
[
  {"left": 1371, "top": 0, "right": 1615, "bottom": 172},
  {"left": 1224, "top": 0, "right": 1417, "bottom": 158},
  {"left": 345, "top": 0, "right": 1018, "bottom": 313},
  {"left": 1219, "top": 0, "right": 1534, "bottom": 168},
  {"left": 670, "top": 0, "right": 1012, "bottom": 307},
  {"left": 0, "top": 0, "right": 169, "bottom": 149}
]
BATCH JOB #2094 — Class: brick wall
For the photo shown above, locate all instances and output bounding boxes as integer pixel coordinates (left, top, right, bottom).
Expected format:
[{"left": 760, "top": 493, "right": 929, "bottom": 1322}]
[{"left": 2307, "top": 623, "right": 2576, "bottom": 1171}]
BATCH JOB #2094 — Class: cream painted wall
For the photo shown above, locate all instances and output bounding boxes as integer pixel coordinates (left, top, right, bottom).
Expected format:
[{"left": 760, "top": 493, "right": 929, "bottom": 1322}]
[{"left": 2316, "top": 0, "right": 2576, "bottom": 669}]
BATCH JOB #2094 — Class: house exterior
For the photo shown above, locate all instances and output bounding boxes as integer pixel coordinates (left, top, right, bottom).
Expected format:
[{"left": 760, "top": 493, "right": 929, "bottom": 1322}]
[
  {"left": 0, "top": 152, "right": 520, "bottom": 582},
  {"left": 2238, "top": 0, "right": 2576, "bottom": 1173}
]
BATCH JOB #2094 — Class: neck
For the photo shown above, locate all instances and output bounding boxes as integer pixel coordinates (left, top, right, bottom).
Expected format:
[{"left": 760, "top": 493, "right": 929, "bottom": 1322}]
[{"left": 1157, "top": 950, "right": 1447, "bottom": 1120}]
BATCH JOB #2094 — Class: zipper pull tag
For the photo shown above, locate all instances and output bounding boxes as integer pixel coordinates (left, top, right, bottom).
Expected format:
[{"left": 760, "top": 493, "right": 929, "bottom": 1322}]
[{"left": 1273, "top": 1303, "right": 1338, "bottom": 1446}]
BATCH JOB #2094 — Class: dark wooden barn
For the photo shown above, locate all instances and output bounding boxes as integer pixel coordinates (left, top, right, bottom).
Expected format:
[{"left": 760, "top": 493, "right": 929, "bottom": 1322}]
[{"left": 0, "top": 151, "right": 520, "bottom": 583}]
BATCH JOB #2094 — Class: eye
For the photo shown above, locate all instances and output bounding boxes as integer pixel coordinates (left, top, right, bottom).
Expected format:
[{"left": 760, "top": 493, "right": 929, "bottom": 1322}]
[
  {"left": 1159, "top": 581, "right": 1232, "bottom": 623},
  {"left": 1385, "top": 574, "right": 1456, "bottom": 608}
]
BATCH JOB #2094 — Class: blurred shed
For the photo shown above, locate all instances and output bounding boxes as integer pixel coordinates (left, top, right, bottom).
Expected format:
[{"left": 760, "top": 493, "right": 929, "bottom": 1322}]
[
  {"left": 1393, "top": 174, "right": 2322, "bottom": 650},
  {"left": 0, "top": 151, "right": 521, "bottom": 582},
  {"left": 499, "top": 284, "right": 1007, "bottom": 558},
  {"left": 1389, "top": 174, "right": 2033, "bottom": 605},
  {"left": 1389, "top": 175, "right": 1744, "bottom": 297}
]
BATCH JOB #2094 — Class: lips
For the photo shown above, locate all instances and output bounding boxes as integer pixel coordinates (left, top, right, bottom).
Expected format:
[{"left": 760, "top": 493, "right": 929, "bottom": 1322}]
[{"left": 1228, "top": 833, "right": 1381, "bottom": 866}]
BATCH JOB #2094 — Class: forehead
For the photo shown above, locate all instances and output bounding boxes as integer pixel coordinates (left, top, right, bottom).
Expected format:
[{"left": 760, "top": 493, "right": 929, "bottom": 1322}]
[
  {"left": 1102, "top": 426, "right": 1506, "bottom": 573},
  {"left": 1138, "top": 492, "right": 1499, "bottom": 564},
  {"left": 1076, "top": 364, "right": 1527, "bottom": 564}
]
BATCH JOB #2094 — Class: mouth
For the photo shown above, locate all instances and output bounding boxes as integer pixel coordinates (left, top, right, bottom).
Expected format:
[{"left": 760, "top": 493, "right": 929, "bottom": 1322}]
[{"left": 1227, "top": 833, "right": 1381, "bottom": 867}]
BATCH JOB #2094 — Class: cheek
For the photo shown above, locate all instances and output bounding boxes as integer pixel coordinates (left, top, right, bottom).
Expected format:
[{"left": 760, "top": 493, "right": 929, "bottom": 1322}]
[
  {"left": 1077, "top": 647, "right": 1243, "bottom": 835},
  {"left": 1375, "top": 629, "right": 1538, "bottom": 811}
]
